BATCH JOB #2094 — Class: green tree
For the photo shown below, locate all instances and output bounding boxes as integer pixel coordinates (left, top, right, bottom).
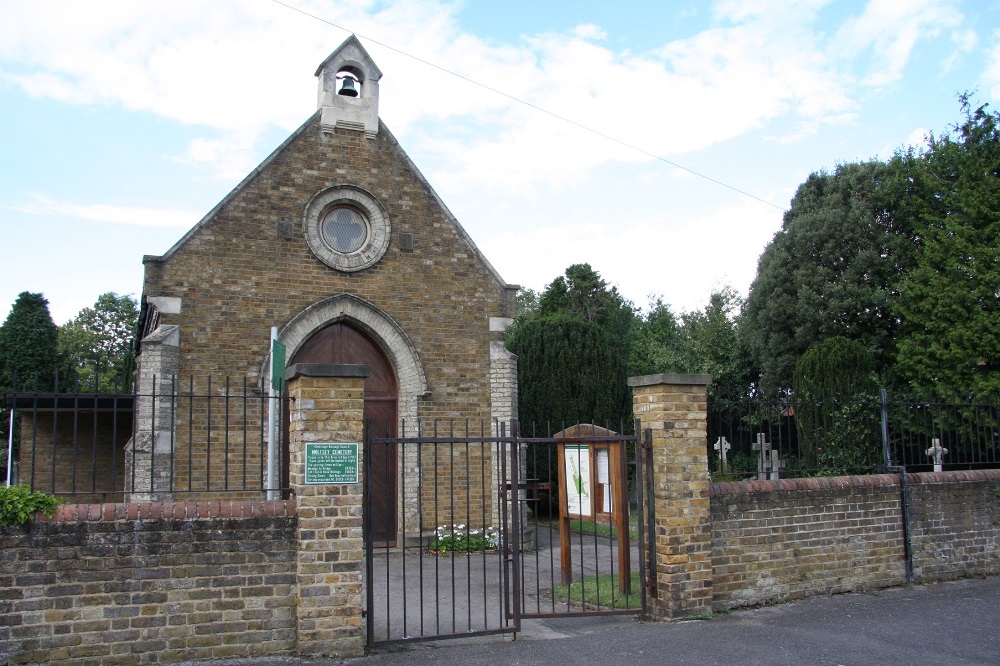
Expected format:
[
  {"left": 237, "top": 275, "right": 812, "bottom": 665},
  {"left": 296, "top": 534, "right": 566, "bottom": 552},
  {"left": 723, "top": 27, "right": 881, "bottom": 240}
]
[
  {"left": 629, "top": 296, "right": 682, "bottom": 377},
  {"left": 792, "top": 336, "right": 881, "bottom": 474},
  {"left": 894, "top": 98, "right": 1000, "bottom": 399},
  {"left": 506, "top": 264, "right": 635, "bottom": 430},
  {"left": 676, "top": 286, "right": 748, "bottom": 387},
  {"left": 0, "top": 292, "right": 61, "bottom": 391},
  {"left": 631, "top": 287, "right": 749, "bottom": 388},
  {"left": 0, "top": 292, "right": 62, "bottom": 476},
  {"left": 58, "top": 292, "right": 138, "bottom": 392},
  {"left": 741, "top": 160, "right": 918, "bottom": 393}
]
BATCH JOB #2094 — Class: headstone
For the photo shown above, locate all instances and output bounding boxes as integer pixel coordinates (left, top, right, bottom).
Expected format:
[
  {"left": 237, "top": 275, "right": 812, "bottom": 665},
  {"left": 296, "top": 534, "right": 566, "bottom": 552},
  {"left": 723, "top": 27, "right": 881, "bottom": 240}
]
[
  {"left": 713, "top": 437, "right": 731, "bottom": 473},
  {"left": 768, "top": 449, "right": 785, "bottom": 480},
  {"left": 926, "top": 438, "right": 948, "bottom": 472},
  {"left": 752, "top": 433, "right": 772, "bottom": 481}
]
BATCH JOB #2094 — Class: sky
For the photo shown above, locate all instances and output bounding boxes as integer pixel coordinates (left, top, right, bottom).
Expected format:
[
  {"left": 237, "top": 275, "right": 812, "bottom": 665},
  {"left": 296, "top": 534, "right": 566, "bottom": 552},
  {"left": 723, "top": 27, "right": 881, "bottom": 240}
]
[{"left": 1, "top": 0, "right": 998, "bottom": 325}]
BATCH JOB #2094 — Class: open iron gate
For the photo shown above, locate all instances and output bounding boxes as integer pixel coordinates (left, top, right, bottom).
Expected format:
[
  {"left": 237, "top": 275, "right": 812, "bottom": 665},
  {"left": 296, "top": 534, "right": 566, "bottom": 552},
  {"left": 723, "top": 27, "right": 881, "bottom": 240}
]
[{"left": 364, "top": 420, "right": 654, "bottom": 647}]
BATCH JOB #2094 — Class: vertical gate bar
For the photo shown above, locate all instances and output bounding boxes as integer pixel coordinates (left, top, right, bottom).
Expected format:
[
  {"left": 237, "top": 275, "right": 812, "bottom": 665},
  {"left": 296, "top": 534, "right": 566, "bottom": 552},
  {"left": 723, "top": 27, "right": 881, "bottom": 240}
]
[
  {"left": 128, "top": 384, "right": 137, "bottom": 495},
  {"left": 110, "top": 395, "right": 120, "bottom": 497},
  {"left": 576, "top": 440, "right": 586, "bottom": 604},
  {"left": 401, "top": 434, "right": 408, "bottom": 640},
  {"left": 529, "top": 438, "right": 540, "bottom": 614},
  {"left": 546, "top": 429, "right": 556, "bottom": 613},
  {"left": 147, "top": 376, "right": 155, "bottom": 496},
  {"left": 433, "top": 419, "right": 440, "bottom": 635},
  {"left": 224, "top": 377, "right": 230, "bottom": 490},
  {"left": 464, "top": 420, "right": 472, "bottom": 632},
  {"left": 50, "top": 381, "right": 59, "bottom": 493},
  {"left": 414, "top": 420, "right": 426, "bottom": 637},
  {"left": 167, "top": 376, "right": 175, "bottom": 493},
  {"left": 29, "top": 394, "right": 39, "bottom": 489},
  {"left": 634, "top": 420, "right": 647, "bottom": 611},
  {"left": 479, "top": 427, "right": 488, "bottom": 629},
  {"left": 449, "top": 420, "right": 456, "bottom": 633},
  {"left": 412, "top": 419, "right": 424, "bottom": 636},
  {"left": 187, "top": 376, "right": 193, "bottom": 492},
  {"left": 510, "top": 420, "right": 522, "bottom": 630},
  {"left": 644, "top": 428, "right": 656, "bottom": 598},
  {"left": 593, "top": 424, "right": 603, "bottom": 609},
  {"left": 71, "top": 382, "right": 79, "bottom": 495},
  {"left": 499, "top": 421, "right": 511, "bottom": 624},
  {"left": 90, "top": 387, "right": 99, "bottom": 494},
  {"left": 241, "top": 376, "right": 248, "bottom": 490},
  {"left": 364, "top": 419, "right": 375, "bottom": 648},
  {"left": 206, "top": 376, "right": 213, "bottom": 491},
  {"left": 258, "top": 382, "right": 265, "bottom": 493},
  {"left": 383, "top": 435, "right": 391, "bottom": 640}
]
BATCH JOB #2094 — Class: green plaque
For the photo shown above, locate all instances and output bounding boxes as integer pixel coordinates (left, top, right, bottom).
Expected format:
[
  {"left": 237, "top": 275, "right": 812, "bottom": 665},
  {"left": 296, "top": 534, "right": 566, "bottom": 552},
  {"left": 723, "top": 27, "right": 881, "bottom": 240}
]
[{"left": 305, "top": 442, "right": 359, "bottom": 484}]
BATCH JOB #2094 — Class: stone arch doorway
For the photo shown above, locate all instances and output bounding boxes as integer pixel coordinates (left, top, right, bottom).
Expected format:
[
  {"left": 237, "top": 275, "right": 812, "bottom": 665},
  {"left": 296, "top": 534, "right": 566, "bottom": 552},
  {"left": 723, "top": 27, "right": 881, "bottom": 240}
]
[{"left": 290, "top": 321, "right": 398, "bottom": 544}]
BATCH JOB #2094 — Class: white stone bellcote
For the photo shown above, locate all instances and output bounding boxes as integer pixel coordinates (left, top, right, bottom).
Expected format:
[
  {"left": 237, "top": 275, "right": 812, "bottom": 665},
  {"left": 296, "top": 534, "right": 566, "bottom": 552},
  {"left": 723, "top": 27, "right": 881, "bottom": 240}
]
[{"left": 315, "top": 34, "right": 382, "bottom": 139}]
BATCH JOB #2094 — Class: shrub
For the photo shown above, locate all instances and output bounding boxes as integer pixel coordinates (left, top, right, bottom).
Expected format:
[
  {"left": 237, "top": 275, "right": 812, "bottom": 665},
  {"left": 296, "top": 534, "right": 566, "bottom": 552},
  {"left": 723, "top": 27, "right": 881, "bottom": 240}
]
[{"left": 0, "top": 484, "right": 63, "bottom": 525}]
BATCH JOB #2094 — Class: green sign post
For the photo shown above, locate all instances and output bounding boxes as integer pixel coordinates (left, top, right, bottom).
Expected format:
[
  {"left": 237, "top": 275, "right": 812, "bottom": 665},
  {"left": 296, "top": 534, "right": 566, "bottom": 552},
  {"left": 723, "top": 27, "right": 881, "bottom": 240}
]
[{"left": 305, "top": 442, "right": 360, "bottom": 484}]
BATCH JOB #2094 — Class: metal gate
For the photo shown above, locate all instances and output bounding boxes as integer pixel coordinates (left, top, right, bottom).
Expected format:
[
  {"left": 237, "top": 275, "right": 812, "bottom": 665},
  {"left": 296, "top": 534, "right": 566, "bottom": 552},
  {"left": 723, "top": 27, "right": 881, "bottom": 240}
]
[{"left": 364, "top": 420, "right": 654, "bottom": 648}]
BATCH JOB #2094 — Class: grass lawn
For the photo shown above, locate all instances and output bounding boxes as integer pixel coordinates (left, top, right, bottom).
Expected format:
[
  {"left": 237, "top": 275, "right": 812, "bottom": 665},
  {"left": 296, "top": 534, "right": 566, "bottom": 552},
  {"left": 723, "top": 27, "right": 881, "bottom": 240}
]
[
  {"left": 552, "top": 571, "right": 643, "bottom": 610},
  {"left": 568, "top": 517, "right": 639, "bottom": 541}
]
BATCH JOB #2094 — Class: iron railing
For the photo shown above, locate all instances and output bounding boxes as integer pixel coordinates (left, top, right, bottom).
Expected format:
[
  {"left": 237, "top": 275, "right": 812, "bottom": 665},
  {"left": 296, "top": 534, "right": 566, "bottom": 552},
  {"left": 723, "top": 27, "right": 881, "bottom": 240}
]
[
  {"left": 708, "top": 387, "right": 1000, "bottom": 479},
  {"left": 3, "top": 375, "right": 289, "bottom": 500}
]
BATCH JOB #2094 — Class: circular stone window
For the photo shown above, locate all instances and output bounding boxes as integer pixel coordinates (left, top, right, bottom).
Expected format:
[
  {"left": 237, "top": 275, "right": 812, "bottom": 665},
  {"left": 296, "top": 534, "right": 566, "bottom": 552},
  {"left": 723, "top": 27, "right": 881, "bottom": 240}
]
[
  {"left": 304, "top": 186, "right": 390, "bottom": 272},
  {"left": 322, "top": 207, "right": 368, "bottom": 253}
]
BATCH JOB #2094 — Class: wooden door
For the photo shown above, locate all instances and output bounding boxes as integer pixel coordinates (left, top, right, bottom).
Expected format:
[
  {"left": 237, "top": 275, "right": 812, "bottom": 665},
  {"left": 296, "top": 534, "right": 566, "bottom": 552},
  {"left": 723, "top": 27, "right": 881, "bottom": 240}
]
[{"left": 290, "top": 322, "right": 398, "bottom": 544}]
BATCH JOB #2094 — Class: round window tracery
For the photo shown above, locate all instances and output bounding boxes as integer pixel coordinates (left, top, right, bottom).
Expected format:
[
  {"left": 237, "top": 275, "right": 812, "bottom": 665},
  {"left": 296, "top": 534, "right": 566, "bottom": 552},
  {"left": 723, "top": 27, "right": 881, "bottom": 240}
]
[
  {"left": 303, "top": 186, "right": 390, "bottom": 272},
  {"left": 322, "top": 206, "right": 369, "bottom": 254}
]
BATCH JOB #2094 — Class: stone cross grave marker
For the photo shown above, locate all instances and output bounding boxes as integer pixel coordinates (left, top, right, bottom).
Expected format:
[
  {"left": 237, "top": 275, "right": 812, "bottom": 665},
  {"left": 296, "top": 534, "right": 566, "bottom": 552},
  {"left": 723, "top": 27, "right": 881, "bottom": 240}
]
[
  {"left": 926, "top": 438, "right": 948, "bottom": 472},
  {"left": 767, "top": 449, "right": 785, "bottom": 480},
  {"left": 714, "top": 437, "right": 731, "bottom": 473},
  {"left": 752, "top": 433, "right": 772, "bottom": 480}
]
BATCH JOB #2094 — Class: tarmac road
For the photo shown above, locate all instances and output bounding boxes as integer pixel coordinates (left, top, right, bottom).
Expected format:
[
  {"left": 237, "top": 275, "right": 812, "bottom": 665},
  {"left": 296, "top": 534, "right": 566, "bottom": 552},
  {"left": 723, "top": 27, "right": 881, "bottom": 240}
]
[{"left": 181, "top": 575, "right": 1000, "bottom": 666}]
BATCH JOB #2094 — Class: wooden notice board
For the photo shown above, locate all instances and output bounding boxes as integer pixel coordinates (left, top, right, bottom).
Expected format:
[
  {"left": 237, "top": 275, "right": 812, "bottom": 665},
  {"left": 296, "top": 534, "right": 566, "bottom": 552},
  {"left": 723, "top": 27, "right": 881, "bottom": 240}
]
[{"left": 554, "top": 425, "right": 631, "bottom": 593}]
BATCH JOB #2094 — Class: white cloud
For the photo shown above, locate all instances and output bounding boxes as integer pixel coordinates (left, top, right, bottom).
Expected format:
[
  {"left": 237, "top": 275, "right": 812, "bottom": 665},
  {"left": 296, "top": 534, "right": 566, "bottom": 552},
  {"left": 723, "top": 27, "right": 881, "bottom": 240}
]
[
  {"left": 481, "top": 197, "right": 782, "bottom": 314},
  {"left": 0, "top": 0, "right": 881, "bottom": 191},
  {"left": 982, "top": 31, "right": 1000, "bottom": 101},
  {"left": 12, "top": 196, "right": 199, "bottom": 228},
  {"left": 905, "top": 127, "right": 930, "bottom": 149},
  {"left": 832, "top": 0, "right": 963, "bottom": 87}
]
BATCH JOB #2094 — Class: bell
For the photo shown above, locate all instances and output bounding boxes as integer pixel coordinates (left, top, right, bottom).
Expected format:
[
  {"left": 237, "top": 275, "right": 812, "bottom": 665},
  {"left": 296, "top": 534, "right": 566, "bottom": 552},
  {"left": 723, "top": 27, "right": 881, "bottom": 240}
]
[{"left": 338, "top": 76, "right": 359, "bottom": 97}]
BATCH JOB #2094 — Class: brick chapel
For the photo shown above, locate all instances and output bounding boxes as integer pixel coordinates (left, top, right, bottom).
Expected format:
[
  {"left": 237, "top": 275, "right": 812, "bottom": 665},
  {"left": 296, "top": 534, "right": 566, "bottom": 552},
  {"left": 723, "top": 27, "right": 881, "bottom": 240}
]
[{"left": 132, "top": 36, "right": 519, "bottom": 541}]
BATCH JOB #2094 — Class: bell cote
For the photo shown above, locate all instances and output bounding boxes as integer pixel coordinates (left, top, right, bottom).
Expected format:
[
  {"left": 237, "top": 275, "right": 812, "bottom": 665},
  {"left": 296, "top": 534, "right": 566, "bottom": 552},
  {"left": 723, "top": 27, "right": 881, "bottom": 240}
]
[{"left": 315, "top": 34, "right": 382, "bottom": 139}]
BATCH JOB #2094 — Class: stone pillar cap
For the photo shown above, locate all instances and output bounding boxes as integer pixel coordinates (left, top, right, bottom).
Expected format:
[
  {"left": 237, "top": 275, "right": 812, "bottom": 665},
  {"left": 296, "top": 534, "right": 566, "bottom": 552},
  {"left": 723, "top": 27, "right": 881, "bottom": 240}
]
[{"left": 627, "top": 373, "right": 712, "bottom": 387}]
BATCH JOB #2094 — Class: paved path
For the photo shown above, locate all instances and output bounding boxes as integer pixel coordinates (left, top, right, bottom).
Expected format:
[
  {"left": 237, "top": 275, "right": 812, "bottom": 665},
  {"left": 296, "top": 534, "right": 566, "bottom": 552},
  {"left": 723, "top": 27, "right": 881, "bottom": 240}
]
[
  {"left": 184, "top": 576, "right": 1000, "bottom": 666},
  {"left": 369, "top": 524, "right": 641, "bottom": 642}
]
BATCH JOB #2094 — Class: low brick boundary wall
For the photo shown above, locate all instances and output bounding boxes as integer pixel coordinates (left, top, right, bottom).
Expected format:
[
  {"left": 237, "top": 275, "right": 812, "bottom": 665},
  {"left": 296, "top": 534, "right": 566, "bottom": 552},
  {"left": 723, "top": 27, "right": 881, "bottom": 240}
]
[
  {"left": 908, "top": 470, "right": 1000, "bottom": 580},
  {"left": 710, "top": 470, "right": 1000, "bottom": 611},
  {"left": 0, "top": 500, "right": 297, "bottom": 665}
]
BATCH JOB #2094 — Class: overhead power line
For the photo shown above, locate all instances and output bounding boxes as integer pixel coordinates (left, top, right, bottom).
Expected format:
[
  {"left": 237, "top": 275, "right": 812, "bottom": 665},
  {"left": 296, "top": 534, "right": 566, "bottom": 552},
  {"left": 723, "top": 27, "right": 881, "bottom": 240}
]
[{"left": 271, "top": 0, "right": 786, "bottom": 212}]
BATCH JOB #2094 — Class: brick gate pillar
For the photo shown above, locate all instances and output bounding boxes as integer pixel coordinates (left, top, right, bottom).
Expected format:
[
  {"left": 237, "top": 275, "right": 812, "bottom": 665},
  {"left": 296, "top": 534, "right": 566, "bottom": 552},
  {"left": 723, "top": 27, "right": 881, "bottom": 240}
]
[
  {"left": 285, "top": 363, "right": 370, "bottom": 658},
  {"left": 629, "top": 373, "right": 713, "bottom": 619}
]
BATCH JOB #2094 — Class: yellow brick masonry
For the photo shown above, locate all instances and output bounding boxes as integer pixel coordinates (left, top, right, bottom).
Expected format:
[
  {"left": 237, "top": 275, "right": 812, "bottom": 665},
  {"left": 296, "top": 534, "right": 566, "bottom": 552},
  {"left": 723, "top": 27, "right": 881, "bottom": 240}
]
[
  {"left": 629, "top": 373, "right": 713, "bottom": 619},
  {"left": 285, "top": 364, "right": 368, "bottom": 658}
]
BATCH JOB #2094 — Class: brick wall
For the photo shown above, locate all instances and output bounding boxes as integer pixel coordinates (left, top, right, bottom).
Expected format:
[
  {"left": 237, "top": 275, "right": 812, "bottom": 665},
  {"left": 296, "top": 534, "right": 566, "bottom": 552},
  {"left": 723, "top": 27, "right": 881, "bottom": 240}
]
[
  {"left": 711, "top": 475, "right": 905, "bottom": 610},
  {"left": 143, "top": 119, "right": 513, "bottom": 423},
  {"left": 0, "top": 501, "right": 297, "bottom": 665},
  {"left": 709, "top": 470, "right": 1000, "bottom": 611},
  {"left": 908, "top": 470, "right": 1000, "bottom": 580}
]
